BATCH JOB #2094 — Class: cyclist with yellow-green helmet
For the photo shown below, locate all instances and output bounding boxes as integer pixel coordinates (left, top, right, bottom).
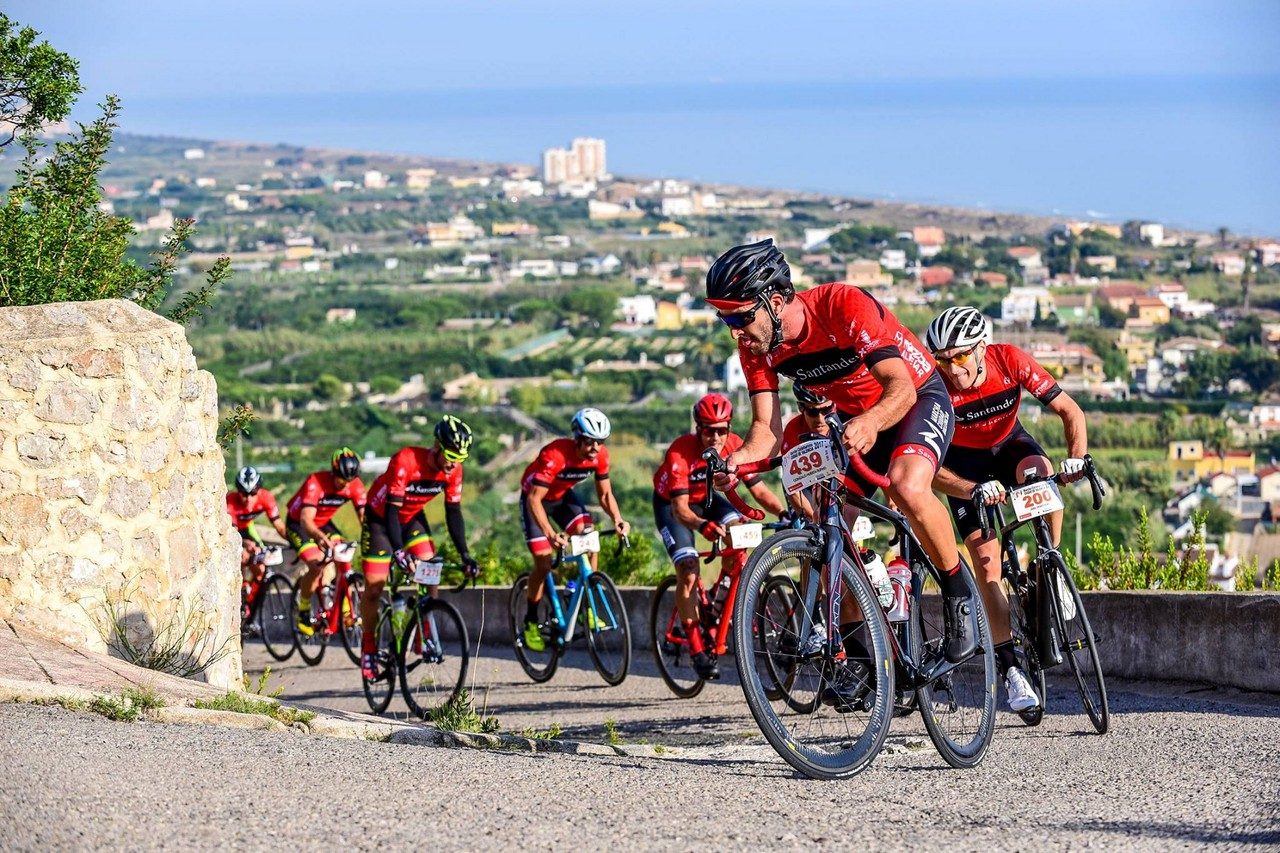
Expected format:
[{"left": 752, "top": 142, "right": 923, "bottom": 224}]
[
  {"left": 286, "top": 447, "right": 367, "bottom": 633},
  {"left": 358, "top": 415, "right": 479, "bottom": 680}
]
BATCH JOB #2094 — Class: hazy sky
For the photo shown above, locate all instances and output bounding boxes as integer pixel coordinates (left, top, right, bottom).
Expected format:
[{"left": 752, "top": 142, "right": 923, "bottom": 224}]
[{"left": 9, "top": 0, "right": 1280, "bottom": 102}]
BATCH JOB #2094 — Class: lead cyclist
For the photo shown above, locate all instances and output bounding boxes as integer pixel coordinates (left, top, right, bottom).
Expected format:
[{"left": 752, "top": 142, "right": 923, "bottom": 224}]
[{"left": 924, "top": 306, "right": 1089, "bottom": 714}]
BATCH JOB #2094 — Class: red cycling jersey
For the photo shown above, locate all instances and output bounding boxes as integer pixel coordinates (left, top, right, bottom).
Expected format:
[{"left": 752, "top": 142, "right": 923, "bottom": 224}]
[
  {"left": 739, "top": 283, "right": 935, "bottom": 417},
  {"left": 947, "top": 343, "right": 1061, "bottom": 449},
  {"left": 654, "top": 432, "right": 756, "bottom": 504},
  {"left": 286, "top": 471, "right": 367, "bottom": 527},
  {"left": 367, "top": 446, "right": 463, "bottom": 524},
  {"left": 521, "top": 438, "right": 610, "bottom": 502},
  {"left": 226, "top": 489, "right": 280, "bottom": 532}
]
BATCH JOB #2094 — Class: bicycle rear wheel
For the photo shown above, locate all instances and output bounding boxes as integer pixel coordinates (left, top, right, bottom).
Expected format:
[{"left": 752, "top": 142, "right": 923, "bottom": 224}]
[
  {"left": 732, "top": 532, "right": 894, "bottom": 781},
  {"left": 399, "top": 597, "right": 470, "bottom": 719},
  {"left": 361, "top": 600, "right": 397, "bottom": 715},
  {"left": 339, "top": 572, "right": 366, "bottom": 667},
  {"left": 914, "top": 558, "right": 997, "bottom": 769},
  {"left": 1046, "top": 555, "right": 1109, "bottom": 734},
  {"left": 649, "top": 575, "right": 704, "bottom": 698},
  {"left": 755, "top": 573, "right": 803, "bottom": 703},
  {"left": 258, "top": 574, "right": 298, "bottom": 662},
  {"left": 508, "top": 573, "right": 559, "bottom": 683},
  {"left": 294, "top": 584, "right": 330, "bottom": 666},
  {"left": 585, "top": 572, "right": 630, "bottom": 686}
]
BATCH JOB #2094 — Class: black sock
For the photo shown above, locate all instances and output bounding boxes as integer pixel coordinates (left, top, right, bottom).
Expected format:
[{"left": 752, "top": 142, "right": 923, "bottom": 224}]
[
  {"left": 994, "top": 640, "right": 1018, "bottom": 675},
  {"left": 525, "top": 601, "right": 539, "bottom": 624},
  {"left": 938, "top": 561, "right": 970, "bottom": 598}
]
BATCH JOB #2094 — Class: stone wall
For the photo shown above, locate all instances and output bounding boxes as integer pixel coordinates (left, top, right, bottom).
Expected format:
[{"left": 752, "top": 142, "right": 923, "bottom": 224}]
[{"left": 0, "top": 300, "right": 241, "bottom": 689}]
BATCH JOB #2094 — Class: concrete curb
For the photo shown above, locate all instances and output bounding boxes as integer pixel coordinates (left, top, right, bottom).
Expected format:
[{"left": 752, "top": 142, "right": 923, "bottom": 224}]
[{"left": 152, "top": 706, "right": 291, "bottom": 733}]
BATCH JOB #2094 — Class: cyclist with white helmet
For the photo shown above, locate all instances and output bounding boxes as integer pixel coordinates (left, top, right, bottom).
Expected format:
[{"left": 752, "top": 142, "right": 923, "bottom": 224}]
[
  {"left": 518, "top": 408, "right": 631, "bottom": 652},
  {"left": 226, "top": 465, "right": 288, "bottom": 574},
  {"left": 925, "top": 305, "right": 1089, "bottom": 714}
]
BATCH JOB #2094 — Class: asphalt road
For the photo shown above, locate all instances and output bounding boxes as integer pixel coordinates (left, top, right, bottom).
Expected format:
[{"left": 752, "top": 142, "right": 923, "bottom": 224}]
[{"left": 2, "top": 638, "right": 1276, "bottom": 850}]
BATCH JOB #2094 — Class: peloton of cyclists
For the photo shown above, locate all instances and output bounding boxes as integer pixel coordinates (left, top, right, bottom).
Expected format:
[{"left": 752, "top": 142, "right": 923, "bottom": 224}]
[
  {"left": 357, "top": 416, "right": 480, "bottom": 680},
  {"left": 518, "top": 408, "right": 631, "bottom": 653},
  {"left": 227, "top": 466, "right": 288, "bottom": 576},
  {"left": 924, "top": 306, "right": 1089, "bottom": 713},
  {"left": 653, "top": 393, "right": 786, "bottom": 680}
]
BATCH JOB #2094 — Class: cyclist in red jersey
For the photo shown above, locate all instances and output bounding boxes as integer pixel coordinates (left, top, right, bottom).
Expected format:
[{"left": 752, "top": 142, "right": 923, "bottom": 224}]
[
  {"left": 925, "top": 306, "right": 1088, "bottom": 713},
  {"left": 357, "top": 416, "right": 479, "bottom": 680},
  {"left": 705, "top": 239, "right": 978, "bottom": 674},
  {"left": 780, "top": 385, "right": 837, "bottom": 521},
  {"left": 518, "top": 407, "right": 631, "bottom": 652},
  {"left": 226, "top": 466, "right": 287, "bottom": 572},
  {"left": 653, "top": 393, "right": 785, "bottom": 679},
  {"left": 286, "top": 448, "right": 367, "bottom": 634}
]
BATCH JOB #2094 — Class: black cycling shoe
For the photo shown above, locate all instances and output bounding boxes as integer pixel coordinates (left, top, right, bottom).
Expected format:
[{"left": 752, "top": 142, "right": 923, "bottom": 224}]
[
  {"left": 691, "top": 651, "right": 721, "bottom": 681},
  {"left": 943, "top": 594, "right": 979, "bottom": 663},
  {"left": 821, "top": 661, "right": 873, "bottom": 713}
]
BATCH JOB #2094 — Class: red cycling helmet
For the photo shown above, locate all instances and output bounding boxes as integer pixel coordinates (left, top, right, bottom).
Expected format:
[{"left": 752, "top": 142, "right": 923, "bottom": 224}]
[{"left": 693, "top": 393, "right": 733, "bottom": 425}]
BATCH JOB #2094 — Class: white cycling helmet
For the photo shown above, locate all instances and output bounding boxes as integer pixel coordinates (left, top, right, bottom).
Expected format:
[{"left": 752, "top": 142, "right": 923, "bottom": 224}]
[
  {"left": 570, "top": 407, "right": 611, "bottom": 441},
  {"left": 235, "top": 466, "right": 262, "bottom": 495},
  {"left": 925, "top": 306, "right": 990, "bottom": 353}
]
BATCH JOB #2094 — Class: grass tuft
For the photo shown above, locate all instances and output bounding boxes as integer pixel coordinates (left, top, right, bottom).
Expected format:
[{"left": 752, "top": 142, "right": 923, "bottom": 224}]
[
  {"left": 604, "top": 717, "right": 621, "bottom": 746},
  {"left": 193, "top": 692, "right": 314, "bottom": 726},
  {"left": 426, "top": 689, "right": 500, "bottom": 734},
  {"left": 518, "top": 722, "right": 563, "bottom": 741}
]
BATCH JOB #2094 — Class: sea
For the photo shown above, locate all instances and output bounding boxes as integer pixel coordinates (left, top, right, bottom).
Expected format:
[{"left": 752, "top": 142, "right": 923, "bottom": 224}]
[{"left": 122, "top": 74, "right": 1280, "bottom": 235}]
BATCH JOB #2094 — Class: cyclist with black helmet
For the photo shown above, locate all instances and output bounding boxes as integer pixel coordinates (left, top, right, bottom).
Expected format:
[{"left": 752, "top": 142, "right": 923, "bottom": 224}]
[
  {"left": 705, "top": 238, "right": 979, "bottom": 670},
  {"left": 226, "top": 466, "right": 287, "bottom": 572},
  {"left": 925, "top": 305, "right": 1089, "bottom": 713},
  {"left": 357, "top": 415, "right": 479, "bottom": 680},
  {"left": 518, "top": 407, "right": 631, "bottom": 652},
  {"left": 653, "top": 393, "right": 785, "bottom": 679},
  {"left": 285, "top": 447, "right": 367, "bottom": 634}
]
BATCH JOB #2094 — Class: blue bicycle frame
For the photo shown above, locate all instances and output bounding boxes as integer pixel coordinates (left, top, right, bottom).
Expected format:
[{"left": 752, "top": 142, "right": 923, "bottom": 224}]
[{"left": 542, "top": 551, "right": 623, "bottom": 648}]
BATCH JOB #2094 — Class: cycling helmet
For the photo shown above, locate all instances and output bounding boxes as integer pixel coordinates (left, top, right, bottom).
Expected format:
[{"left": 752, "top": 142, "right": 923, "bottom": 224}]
[
  {"left": 693, "top": 393, "right": 733, "bottom": 426},
  {"left": 235, "top": 466, "right": 261, "bottom": 495},
  {"left": 331, "top": 447, "right": 360, "bottom": 480},
  {"left": 434, "top": 415, "right": 473, "bottom": 462},
  {"left": 705, "top": 239, "right": 793, "bottom": 309},
  {"left": 570, "top": 407, "right": 611, "bottom": 441},
  {"left": 792, "top": 384, "right": 831, "bottom": 408},
  {"left": 925, "top": 306, "right": 990, "bottom": 353}
]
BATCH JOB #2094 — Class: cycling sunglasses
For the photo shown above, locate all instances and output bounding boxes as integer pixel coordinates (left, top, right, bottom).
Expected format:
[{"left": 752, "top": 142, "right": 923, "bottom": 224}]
[
  {"left": 576, "top": 436, "right": 606, "bottom": 447},
  {"left": 934, "top": 344, "right": 980, "bottom": 367},
  {"left": 716, "top": 300, "right": 762, "bottom": 329},
  {"left": 441, "top": 448, "right": 469, "bottom": 463},
  {"left": 802, "top": 405, "right": 834, "bottom": 417},
  {"left": 699, "top": 425, "right": 730, "bottom": 436}
]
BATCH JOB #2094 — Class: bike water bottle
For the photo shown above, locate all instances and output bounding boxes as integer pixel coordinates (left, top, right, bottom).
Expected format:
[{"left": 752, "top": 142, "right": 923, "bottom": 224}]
[
  {"left": 391, "top": 591, "right": 408, "bottom": 637},
  {"left": 886, "top": 557, "right": 911, "bottom": 622},
  {"left": 709, "top": 575, "right": 732, "bottom": 622},
  {"left": 861, "top": 549, "right": 893, "bottom": 611}
]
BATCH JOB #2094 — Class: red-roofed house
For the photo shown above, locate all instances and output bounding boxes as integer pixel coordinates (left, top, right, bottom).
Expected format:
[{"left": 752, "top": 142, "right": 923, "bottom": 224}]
[
  {"left": 1007, "top": 246, "right": 1043, "bottom": 269},
  {"left": 1258, "top": 465, "right": 1280, "bottom": 502},
  {"left": 913, "top": 226, "right": 946, "bottom": 258},
  {"left": 918, "top": 266, "right": 955, "bottom": 287},
  {"left": 977, "top": 271, "right": 1008, "bottom": 287},
  {"left": 1098, "top": 283, "right": 1148, "bottom": 314}
]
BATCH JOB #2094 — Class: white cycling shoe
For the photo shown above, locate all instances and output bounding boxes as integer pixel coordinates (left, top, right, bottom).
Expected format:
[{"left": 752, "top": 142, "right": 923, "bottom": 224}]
[{"left": 1004, "top": 666, "right": 1041, "bottom": 712}]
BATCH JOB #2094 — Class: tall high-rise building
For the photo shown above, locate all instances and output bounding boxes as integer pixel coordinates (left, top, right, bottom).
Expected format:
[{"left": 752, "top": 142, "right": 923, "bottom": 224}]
[{"left": 542, "top": 137, "right": 607, "bottom": 183}]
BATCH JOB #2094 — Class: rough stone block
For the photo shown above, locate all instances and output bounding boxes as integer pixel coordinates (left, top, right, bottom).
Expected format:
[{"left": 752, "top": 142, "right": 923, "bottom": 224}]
[
  {"left": 16, "top": 431, "right": 67, "bottom": 469},
  {"left": 0, "top": 495, "right": 47, "bottom": 548},
  {"left": 70, "top": 348, "right": 123, "bottom": 378},
  {"left": 105, "top": 476, "right": 151, "bottom": 519},
  {"left": 35, "top": 382, "right": 100, "bottom": 424}
]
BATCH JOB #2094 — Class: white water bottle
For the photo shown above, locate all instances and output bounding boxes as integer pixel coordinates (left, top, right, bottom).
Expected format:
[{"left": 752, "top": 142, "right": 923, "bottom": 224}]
[{"left": 861, "top": 549, "right": 893, "bottom": 611}]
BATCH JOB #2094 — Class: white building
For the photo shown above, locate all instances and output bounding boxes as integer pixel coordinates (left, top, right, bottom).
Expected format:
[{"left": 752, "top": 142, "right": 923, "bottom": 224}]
[
  {"left": 502, "top": 178, "right": 544, "bottom": 200},
  {"left": 512, "top": 259, "right": 558, "bottom": 278},
  {"left": 803, "top": 228, "right": 836, "bottom": 251},
  {"left": 880, "top": 249, "right": 907, "bottom": 271},
  {"left": 363, "top": 170, "right": 388, "bottom": 189},
  {"left": 1001, "top": 287, "right": 1052, "bottom": 325},
  {"left": 725, "top": 353, "right": 747, "bottom": 393},
  {"left": 1138, "top": 222, "right": 1166, "bottom": 247},
  {"left": 542, "top": 137, "right": 607, "bottom": 183},
  {"left": 183, "top": 148, "right": 205, "bottom": 160},
  {"left": 661, "top": 196, "right": 695, "bottom": 217},
  {"left": 618, "top": 295, "right": 657, "bottom": 325}
]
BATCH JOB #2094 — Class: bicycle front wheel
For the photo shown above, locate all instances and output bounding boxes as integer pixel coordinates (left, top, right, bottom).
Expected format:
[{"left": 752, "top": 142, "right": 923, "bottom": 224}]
[
  {"left": 258, "top": 574, "right": 298, "bottom": 662},
  {"left": 755, "top": 573, "right": 803, "bottom": 703},
  {"left": 293, "top": 585, "right": 330, "bottom": 667},
  {"left": 508, "top": 573, "right": 559, "bottom": 683},
  {"left": 649, "top": 575, "right": 704, "bottom": 698},
  {"left": 1004, "top": 568, "right": 1045, "bottom": 727},
  {"left": 339, "top": 572, "right": 366, "bottom": 667},
  {"left": 585, "top": 572, "right": 631, "bottom": 686},
  {"left": 914, "top": 558, "right": 997, "bottom": 769},
  {"left": 361, "top": 599, "right": 397, "bottom": 715},
  {"left": 399, "top": 598, "right": 470, "bottom": 719},
  {"left": 732, "top": 531, "right": 894, "bottom": 781},
  {"left": 1047, "top": 555, "right": 1109, "bottom": 734}
]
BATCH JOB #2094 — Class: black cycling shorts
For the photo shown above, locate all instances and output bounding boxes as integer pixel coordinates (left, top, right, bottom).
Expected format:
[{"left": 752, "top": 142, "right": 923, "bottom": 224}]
[
  {"left": 360, "top": 509, "right": 435, "bottom": 581},
  {"left": 843, "top": 371, "right": 955, "bottom": 496},
  {"left": 943, "top": 422, "right": 1049, "bottom": 539},
  {"left": 284, "top": 517, "right": 343, "bottom": 560},
  {"left": 653, "top": 492, "right": 741, "bottom": 565},
  {"left": 520, "top": 489, "right": 592, "bottom": 556}
]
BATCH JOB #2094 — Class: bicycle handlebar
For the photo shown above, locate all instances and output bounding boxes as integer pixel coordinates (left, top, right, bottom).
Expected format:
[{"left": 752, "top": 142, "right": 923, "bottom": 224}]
[
  {"left": 975, "top": 454, "right": 1105, "bottom": 537},
  {"left": 700, "top": 448, "right": 767, "bottom": 522},
  {"left": 551, "top": 528, "right": 630, "bottom": 567}
]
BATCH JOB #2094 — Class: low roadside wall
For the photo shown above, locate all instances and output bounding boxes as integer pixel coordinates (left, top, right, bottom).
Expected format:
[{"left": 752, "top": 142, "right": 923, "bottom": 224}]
[{"left": 445, "top": 587, "right": 1280, "bottom": 693}]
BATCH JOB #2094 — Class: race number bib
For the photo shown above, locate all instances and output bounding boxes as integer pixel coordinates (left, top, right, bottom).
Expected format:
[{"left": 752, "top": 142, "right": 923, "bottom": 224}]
[
  {"left": 332, "top": 542, "right": 357, "bottom": 563},
  {"left": 414, "top": 558, "right": 444, "bottom": 585},
  {"left": 851, "top": 516, "right": 874, "bottom": 542},
  {"left": 261, "top": 546, "right": 283, "bottom": 566},
  {"left": 569, "top": 530, "right": 601, "bottom": 556},
  {"left": 780, "top": 439, "right": 841, "bottom": 495},
  {"left": 728, "top": 523, "right": 763, "bottom": 550},
  {"left": 1010, "top": 481, "right": 1064, "bottom": 522}
]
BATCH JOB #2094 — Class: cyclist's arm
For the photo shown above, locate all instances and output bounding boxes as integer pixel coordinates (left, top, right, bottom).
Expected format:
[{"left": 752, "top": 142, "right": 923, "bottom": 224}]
[
  {"left": 842, "top": 358, "right": 917, "bottom": 454},
  {"left": 728, "top": 391, "right": 783, "bottom": 468},
  {"left": 670, "top": 493, "right": 703, "bottom": 530},
  {"left": 1046, "top": 392, "right": 1087, "bottom": 459},
  {"left": 384, "top": 497, "right": 406, "bottom": 551},
  {"left": 745, "top": 479, "right": 786, "bottom": 516},
  {"left": 933, "top": 465, "right": 979, "bottom": 500},
  {"left": 299, "top": 505, "right": 329, "bottom": 547},
  {"left": 525, "top": 483, "right": 561, "bottom": 543},
  {"left": 444, "top": 501, "right": 470, "bottom": 559}
]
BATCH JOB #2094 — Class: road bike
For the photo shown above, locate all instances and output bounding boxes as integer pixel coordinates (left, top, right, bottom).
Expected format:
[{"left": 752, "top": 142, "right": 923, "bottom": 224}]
[
  {"left": 977, "top": 456, "right": 1109, "bottom": 734},
  {"left": 649, "top": 474, "right": 799, "bottom": 699},
  {"left": 361, "top": 557, "right": 470, "bottom": 718},
  {"left": 291, "top": 541, "right": 365, "bottom": 667},
  {"left": 720, "top": 416, "right": 997, "bottom": 780},
  {"left": 240, "top": 544, "right": 297, "bottom": 662},
  {"left": 509, "top": 529, "right": 631, "bottom": 686}
]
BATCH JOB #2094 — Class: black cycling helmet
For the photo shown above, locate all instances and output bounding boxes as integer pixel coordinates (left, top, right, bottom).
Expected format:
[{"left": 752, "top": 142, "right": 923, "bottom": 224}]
[
  {"left": 331, "top": 447, "right": 360, "bottom": 480},
  {"left": 793, "top": 384, "right": 831, "bottom": 409},
  {"left": 435, "top": 415, "right": 473, "bottom": 462},
  {"left": 235, "top": 466, "right": 261, "bottom": 495},
  {"left": 706, "top": 239, "right": 793, "bottom": 352}
]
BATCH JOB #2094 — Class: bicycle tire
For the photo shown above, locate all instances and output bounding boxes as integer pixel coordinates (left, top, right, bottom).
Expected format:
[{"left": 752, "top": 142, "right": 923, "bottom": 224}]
[
  {"left": 339, "top": 572, "right": 366, "bottom": 667},
  {"left": 399, "top": 597, "right": 470, "bottom": 719},
  {"left": 361, "top": 599, "right": 397, "bottom": 715},
  {"left": 732, "top": 532, "right": 894, "bottom": 781},
  {"left": 756, "top": 573, "right": 803, "bottom": 703},
  {"left": 584, "top": 572, "right": 630, "bottom": 686},
  {"left": 1046, "top": 554, "right": 1109, "bottom": 734},
  {"left": 914, "top": 558, "right": 997, "bottom": 769},
  {"left": 293, "top": 585, "right": 330, "bottom": 667},
  {"left": 258, "top": 574, "right": 298, "bottom": 662},
  {"left": 508, "top": 573, "right": 559, "bottom": 683},
  {"left": 649, "top": 575, "right": 705, "bottom": 698},
  {"left": 1004, "top": 569, "right": 1045, "bottom": 727}
]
